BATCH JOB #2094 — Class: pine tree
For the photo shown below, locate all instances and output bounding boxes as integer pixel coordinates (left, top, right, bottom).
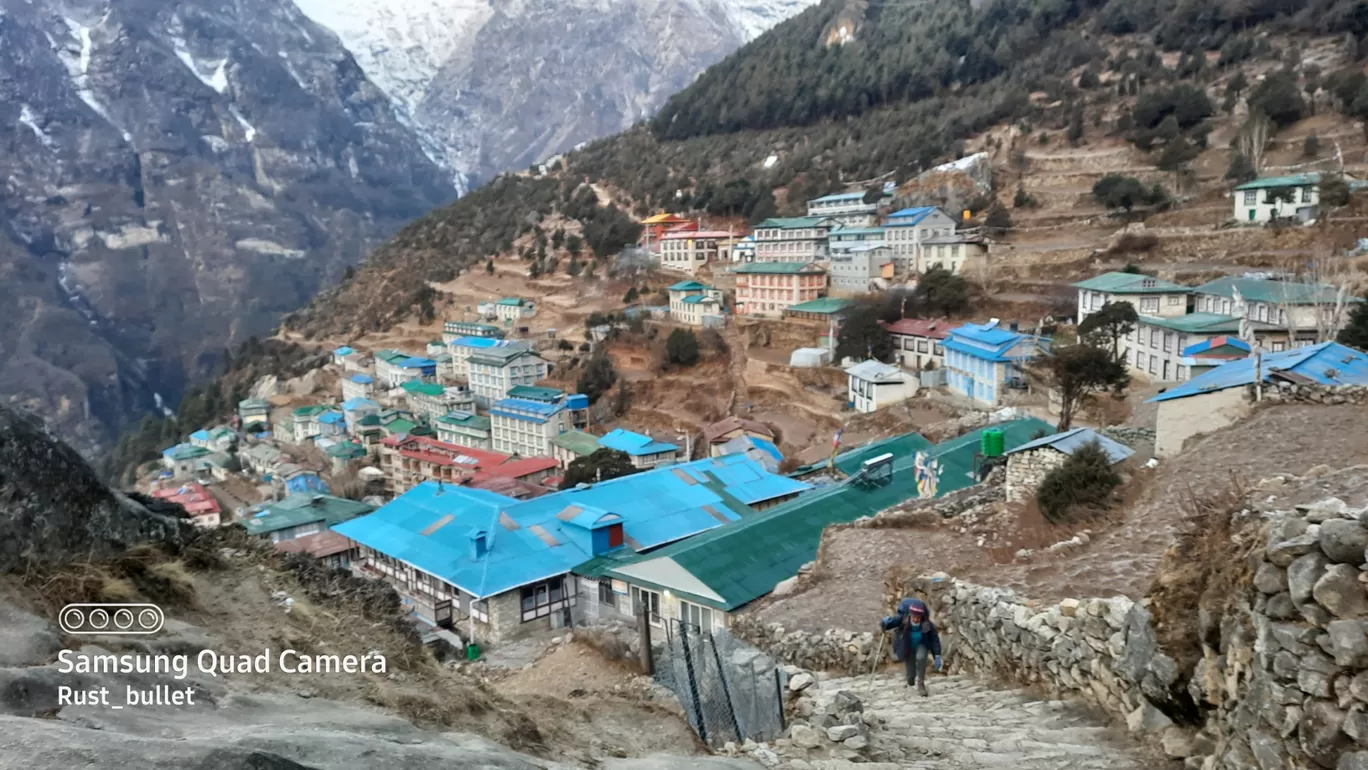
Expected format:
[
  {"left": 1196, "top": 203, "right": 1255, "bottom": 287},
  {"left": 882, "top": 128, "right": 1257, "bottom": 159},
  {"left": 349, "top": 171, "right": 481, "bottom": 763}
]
[{"left": 1338, "top": 298, "right": 1368, "bottom": 352}]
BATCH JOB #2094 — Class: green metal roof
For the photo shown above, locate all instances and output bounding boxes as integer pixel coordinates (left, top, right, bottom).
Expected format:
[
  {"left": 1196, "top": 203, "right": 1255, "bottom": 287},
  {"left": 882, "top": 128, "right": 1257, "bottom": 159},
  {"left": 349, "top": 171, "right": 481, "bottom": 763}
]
[
  {"left": 401, "top": 380, "right": 446, "bottom": 397},
  {"left": 326, "top": 441, "right": 368, "bottom": 459},
  {"left": 755, "top": 216, "right": 831, "bottom": 229},
  {"left": 1137, "top": 313, "right": 1247, "bottom": 334},
  {"left": 238, "top": 398, "right": 270, "bottom": 410},
  {"left": 549, "top": 429, "right": 603, "bottom": 456},
  {"left": 291, "top": 405, "right": 329, "bottom": 418},
  {"left": 437, "top": 412, "right": 492, "bottom": 430},
  {"left": 828, "top": 227, "right": 885, "bottom": 238},
  {"left": 785, "top": 298, "right": 854, "bottom": 315},
  {"left": 507, "top": 385, "right": 564, "bottom": 401},
  {"left": 498, "top": 297, "right": 526, "bottom": 306},
  {"left": 593, "top": 418, "right": 1054, "bottom": 611},
  {"left": 1194, "top": 277, "right": 1355, "bottom": 305},
  {"left": 468, "top": 347, "right": 538, "bottom": 366},
  {"left": 242, "top": 493, "right": 374, "bottom": 536},
  {"left": 1234, "top": 173, "right": 1321, "bottom": 191},
  {"left": 1072, "top": 272, "right": 1188, "bottom": 294},
  {"left": 682, "top": 294, "right": 721, "bottom": 305},
  {"left": 383, "top": 419, "right": 418, "bottom": 435},
  {"left": 668, "top": 280, "right": 709, "bottom": 291},
  {"left": 733, "top": 262, "right": 825, "bottom": 275}
]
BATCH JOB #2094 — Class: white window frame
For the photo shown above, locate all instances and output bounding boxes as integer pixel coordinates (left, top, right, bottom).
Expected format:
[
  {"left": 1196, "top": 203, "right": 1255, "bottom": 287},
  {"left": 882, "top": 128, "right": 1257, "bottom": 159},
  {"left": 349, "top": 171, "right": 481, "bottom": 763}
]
[
  {"left": 679, "top": 600, "right": 714, "bottom": 632},
  {"left": 631, "top": 586, "right": 662, "bottom": 627}
]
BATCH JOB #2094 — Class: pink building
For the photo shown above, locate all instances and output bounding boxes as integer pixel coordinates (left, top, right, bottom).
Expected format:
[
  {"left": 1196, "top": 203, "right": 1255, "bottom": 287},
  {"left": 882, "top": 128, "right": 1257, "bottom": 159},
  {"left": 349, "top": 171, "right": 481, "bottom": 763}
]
[{"left": 733, "top": 262, "right": 828, "bottom": 317}]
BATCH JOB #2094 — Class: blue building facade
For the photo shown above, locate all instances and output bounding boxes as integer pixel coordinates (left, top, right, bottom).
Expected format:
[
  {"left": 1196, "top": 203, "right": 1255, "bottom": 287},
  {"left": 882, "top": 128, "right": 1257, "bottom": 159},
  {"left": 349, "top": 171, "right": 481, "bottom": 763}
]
[{"left": 943, "top": 321, "right": 1042, "bottom": 406}]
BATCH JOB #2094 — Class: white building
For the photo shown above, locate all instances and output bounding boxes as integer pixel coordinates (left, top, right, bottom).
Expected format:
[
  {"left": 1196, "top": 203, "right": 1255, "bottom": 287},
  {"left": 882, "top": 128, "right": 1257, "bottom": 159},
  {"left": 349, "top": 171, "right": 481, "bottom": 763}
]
[
  {"left": 667, "top": 280, "right": 725, "bottom": 326},
  {"left": 468, "top": 347, "right": 551, "bottom": 406},
  {"left": 882, "top": 319, "right": 952, "bottom": 371},
  {"left": 1072, "top": 272, "right": 1191, "bottom": 324},
  {"left": 494, "top": 298, "right": 536, "bottom": 322},
  {"left": 659, "top": 230, "right": 734, "bottom": 274},
  {"left": 490, "top": 397, "right": 568, "bottom": 457},
  {"left": 846, "top": 360, "right": 918, "bottom": 413},
  {"left": 448, "top": 337, "right": 523, "bottom": 379},
  {"left": 882, "top": 207, "right": 958, "bottom": 274},
  {"left": 435, "top": 411, "right": 493, "bottom": 450},
  {"left": 1232, "top": 173, "right": 1326, "bottom": 224},
  {"left": 752, "top": 217, "right": 832, "bottom": 263},
  {"left": 1193, "top": 276, "right": 1358, "bottom": 345},
  {"left": 807, "top": 191, "right": 879, "bottom": 228},
  {"left": 341, "top": 373, "right": 374, "bottom": 402}
]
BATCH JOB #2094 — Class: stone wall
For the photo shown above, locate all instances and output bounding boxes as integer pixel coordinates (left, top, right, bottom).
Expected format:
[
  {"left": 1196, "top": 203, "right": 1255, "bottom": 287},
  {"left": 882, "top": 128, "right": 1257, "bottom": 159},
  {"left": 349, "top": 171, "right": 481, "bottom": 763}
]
[
  {"left": 1100, "top": 426, "right": 1157, "bottom": 449},
  {"left": 1004, "top": 448, "right": 1066, "bottom": 503},
  {"left": 1260, "top": 383, "right": 1368, "bottom": 407},
  {"left": 728, "top": 616, "right": 880, "bottom": 676}
]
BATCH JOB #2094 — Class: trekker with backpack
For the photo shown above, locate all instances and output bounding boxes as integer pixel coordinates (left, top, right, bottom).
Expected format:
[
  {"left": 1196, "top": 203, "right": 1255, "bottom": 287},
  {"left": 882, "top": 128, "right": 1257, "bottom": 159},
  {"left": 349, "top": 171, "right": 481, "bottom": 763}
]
[{"left": 880, "top": 597, "right": 943, "bottom": 697}]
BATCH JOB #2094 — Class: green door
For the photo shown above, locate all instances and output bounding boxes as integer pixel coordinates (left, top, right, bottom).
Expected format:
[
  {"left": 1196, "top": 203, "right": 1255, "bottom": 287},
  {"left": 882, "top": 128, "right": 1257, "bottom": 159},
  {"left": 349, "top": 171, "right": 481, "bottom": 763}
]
[{"left": 1248, "top": 209, "right": 1256, "bottom": 221}]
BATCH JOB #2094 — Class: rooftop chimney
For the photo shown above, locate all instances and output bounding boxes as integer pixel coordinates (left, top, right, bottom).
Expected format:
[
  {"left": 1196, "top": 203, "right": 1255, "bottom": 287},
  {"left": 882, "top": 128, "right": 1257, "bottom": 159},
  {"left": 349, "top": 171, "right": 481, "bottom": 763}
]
[{"left": 469, "top": 529, "right": 488, "bottom": 560}]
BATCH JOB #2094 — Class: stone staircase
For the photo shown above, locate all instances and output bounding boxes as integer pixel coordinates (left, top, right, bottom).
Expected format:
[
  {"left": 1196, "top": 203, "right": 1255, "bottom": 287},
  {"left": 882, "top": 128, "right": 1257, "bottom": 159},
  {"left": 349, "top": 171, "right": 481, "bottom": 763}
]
[{"left": 729, "top": 671, "right": 1163, "bottom": 770}]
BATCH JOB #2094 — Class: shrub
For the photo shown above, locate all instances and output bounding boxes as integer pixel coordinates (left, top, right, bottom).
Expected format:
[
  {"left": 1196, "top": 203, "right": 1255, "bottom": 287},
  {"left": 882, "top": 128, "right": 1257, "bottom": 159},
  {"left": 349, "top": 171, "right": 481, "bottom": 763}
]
[
  {"left": 1035, "top": 441, "right": 1122, "bottom": 523},
  {"left": 557, "top": 339, "right": 574, "bottom": 351},
  {"left": 665, "top": 328, "right": 701, "bottom": 366},
  {"left": 576, "top": 351, "right": 616, "bottom": 403}
]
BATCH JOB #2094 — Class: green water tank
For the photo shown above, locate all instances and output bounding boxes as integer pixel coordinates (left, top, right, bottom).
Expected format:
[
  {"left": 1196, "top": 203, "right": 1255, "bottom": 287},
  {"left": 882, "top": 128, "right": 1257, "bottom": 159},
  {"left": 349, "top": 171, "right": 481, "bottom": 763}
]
[
  {"left": 981, "top": 428, "right": 1005, "bottom": 458},
  {"left": 465, "top": 642, "right": 481, "bottom": 661}
]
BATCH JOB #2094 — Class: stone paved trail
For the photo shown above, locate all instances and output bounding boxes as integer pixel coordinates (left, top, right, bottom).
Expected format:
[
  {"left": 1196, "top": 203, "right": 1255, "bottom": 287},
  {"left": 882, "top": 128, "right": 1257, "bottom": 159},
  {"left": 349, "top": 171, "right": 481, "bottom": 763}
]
[{"left": 759, "top": 672, "right": 1163, "bottom": 770}]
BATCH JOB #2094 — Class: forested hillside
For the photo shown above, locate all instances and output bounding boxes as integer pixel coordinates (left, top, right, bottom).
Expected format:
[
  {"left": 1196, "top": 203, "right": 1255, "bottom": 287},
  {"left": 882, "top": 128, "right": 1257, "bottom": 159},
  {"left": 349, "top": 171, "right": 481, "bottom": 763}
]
[{"left": 288, "top": 0, "right": 1368, "bottom": 340}]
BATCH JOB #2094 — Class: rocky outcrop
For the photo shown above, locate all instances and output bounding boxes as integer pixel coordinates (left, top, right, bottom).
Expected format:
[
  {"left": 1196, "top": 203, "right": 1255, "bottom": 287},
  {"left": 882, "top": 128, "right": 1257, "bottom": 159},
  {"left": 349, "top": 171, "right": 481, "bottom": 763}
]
[
  {"left": 0, "top": 404, "right": 185, "bottom": 572},
  {"left": 0, "top": 0, "right": 454, "bottom": 455},
  {"left": 729, "top": 617, "right": 881, "bottom": 676}
]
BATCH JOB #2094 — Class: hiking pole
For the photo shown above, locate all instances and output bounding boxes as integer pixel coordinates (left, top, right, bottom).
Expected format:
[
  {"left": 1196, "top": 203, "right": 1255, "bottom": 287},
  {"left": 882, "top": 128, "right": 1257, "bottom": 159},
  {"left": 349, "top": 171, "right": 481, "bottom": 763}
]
[{"left": 865, "top": 630, "right": 885, "bottom": 696}]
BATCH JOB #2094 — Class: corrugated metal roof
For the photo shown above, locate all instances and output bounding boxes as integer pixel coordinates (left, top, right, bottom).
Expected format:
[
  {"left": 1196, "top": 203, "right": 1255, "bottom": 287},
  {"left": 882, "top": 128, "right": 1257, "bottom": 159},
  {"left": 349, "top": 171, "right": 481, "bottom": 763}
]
[
  {"left": 244, "top": 493, "right": 374, "bottom": 536},
  {"left": 594, "top": 420, "right": 1052, "bottom": 610},
  {"left": 1004, "top": 427, "right": 1134, "bottom": 464},
  {"left": 668, "top": 280, "right": 709, "bottom": 291},
  {"left": 1181, "top": 335, "right": 1251, "bottom": 357},
  {"left": 733, "top": 262, "right": 824, "bottom": 274},
  {"left": 885, "top": 206, "right": 938, "bottom": 225},
  {"left": 1072, "top": 272, "right": 1188, "bottom": 293},
  {"left": 846, "top": 359, "right": 906, "bottom": 383},
  {"left": 598, "top": 429, "right": 679, "bottom": 456},
  {"left": 1148, "top": 342, "right": 1368, "bottom": 403},
  {"left": 809, "top": 191, "right": 868, "bottom": 203},
  {"left": 755, "top": 216, "right": 832, "bottom": 229},
  {"left": 785, "top": 298, "right": 854, "bottom": 315},
  {"left": 882, "top": 318, "right": 954, "bottom": 339},
  {"left": 549, "top": 430, "right": 602, "bottom": 456},
  {"left": 1193, "top": 277, "right": 1357, "bottom": 306},
  {"left": 1234, "top": 172, "right": 1322, "bottom": 190}
]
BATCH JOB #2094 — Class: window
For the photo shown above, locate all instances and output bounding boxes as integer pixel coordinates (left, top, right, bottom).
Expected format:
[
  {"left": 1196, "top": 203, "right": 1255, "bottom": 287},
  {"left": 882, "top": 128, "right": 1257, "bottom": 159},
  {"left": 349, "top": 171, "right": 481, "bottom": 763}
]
[
  {"left": 1257, "top": 304, "right": 1268, "bottom": 322},
  {"left": 519, "top": 576, "right": 576, "bottom": 622},
  {"left": 1243, "top": 190, "right": 1257, "bottom": 205},
  {"left": 1149, "top": 329, "right": 1159, "bottom": 348},
  {"left": 1162, "top": 333, "right": 1173, "bottom": 353},
  {"left": 1167, "top": 295, "right": 1183, "bottom": 306},
  {"left": 1302, "top": 186, "right": 1313, "bottom": 203},
  {"left": 1140, "top": 297, "right": 1159, "bottom": 313},
  {"left": 1148, "top": 356, "right": 1157, "bottom": 375},
  {"left": 1272, "top": 341, "right": 1287, "bottom": 352},
  {"left": 679, "top": 600, "right": 714, "bottom": 631},
  {"left": 631, "top": 586, "right": 661, "bottom": 626},
  {"left": 598, "top": 580, "right": 616, "bottom": 609}
]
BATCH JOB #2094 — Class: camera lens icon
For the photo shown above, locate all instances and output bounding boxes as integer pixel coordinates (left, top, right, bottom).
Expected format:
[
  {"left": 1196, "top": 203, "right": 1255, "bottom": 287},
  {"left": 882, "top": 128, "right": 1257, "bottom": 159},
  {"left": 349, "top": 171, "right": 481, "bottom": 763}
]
[{"left": 60, "top": 604, "right": 164, "bottom": 635}]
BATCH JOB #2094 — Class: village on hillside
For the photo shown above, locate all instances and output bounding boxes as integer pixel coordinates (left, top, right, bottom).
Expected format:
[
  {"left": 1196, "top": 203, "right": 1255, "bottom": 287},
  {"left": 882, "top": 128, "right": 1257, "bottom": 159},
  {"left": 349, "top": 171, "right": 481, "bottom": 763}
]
[{"left": 133, "top": 158, "right": 1368, "bottom": 664}]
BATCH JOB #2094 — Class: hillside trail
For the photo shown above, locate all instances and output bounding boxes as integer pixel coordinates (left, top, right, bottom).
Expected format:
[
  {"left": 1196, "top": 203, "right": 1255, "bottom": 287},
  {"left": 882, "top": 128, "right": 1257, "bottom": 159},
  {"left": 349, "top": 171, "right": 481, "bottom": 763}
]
[
  {"left": 785, "top": 671, "right": 1158, "bottom": 769},
  {"left": 723, "top": 322, "right": 750, "bottom": 416}
]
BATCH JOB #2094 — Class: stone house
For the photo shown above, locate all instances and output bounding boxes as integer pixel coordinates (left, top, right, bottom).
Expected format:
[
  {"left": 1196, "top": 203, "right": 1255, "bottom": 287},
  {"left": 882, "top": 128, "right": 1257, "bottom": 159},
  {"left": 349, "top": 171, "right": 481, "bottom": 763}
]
[
  {"left": 549, "top": 429, "right": 602, "bottom": 469},
  {"left": 241, "top": 443, "right": 285, "bottom": 475},
  {"left": 846, "top": 360, "right": 918, "bottom": 413},
  {"left": 703, "top": 417, "right": 775, "bottom": 457},
  {"left": 1148, "top": 341, "right": 1368, "bottom": 457},
  {"left": 1232, "top": 173, "right": 1328, "bottom": 224},
  {"left": 1002, "top": 428, "right": 1134, "bottom": 503},
  {"left": 1192, "top": 276, "right": 1360, "bottom": 346},
  {"left": 161, "top": 443, "right": 210, "bottom": 478}
]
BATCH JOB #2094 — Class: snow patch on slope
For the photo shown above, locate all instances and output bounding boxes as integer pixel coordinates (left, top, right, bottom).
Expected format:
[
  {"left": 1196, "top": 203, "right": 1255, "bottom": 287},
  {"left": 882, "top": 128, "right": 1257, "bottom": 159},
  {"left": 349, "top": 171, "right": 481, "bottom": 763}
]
[
  {"left": 228, "top": 105, "right": 256, "bottom": 142},
  {"left": 19, "top": 105, "right": 55, "bottom": 148},
  {"left": 170, "top": 36, "right": 230, "bottom": 93},
  {"left": 289, "top": 0, "right": 492, "bottom": 115},
  {"left": 715, "top": 0, "right": 822, "bottom": 42}
]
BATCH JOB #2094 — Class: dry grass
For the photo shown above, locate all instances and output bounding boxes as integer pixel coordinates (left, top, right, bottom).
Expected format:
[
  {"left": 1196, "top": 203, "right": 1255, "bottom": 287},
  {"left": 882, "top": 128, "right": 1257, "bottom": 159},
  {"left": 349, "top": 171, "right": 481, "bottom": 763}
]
[{"left": 1147, "top": 476, "right": 1255, "bottom": 677}]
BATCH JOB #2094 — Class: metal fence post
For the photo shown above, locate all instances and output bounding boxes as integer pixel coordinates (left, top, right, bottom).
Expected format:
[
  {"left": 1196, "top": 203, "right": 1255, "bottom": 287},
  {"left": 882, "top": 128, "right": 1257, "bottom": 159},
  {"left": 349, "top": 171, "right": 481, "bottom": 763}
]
[
  {"left": 774, "top": 667, "right": 787, "bottom": 731},
  {"left": 638, "top": 606, "right": 654, "bottom": 675},
  {"left": 679, "top": 622, "right": 709, "bottom": 745},
  {"left": 707, "top": 633, "right": 743, "bottom": 742}
]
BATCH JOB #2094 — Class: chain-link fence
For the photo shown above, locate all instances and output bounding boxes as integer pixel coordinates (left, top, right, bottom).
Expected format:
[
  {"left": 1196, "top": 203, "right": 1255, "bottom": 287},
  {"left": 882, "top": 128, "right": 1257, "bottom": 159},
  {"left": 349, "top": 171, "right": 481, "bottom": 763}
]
[{"left": 651, "top": 618, "right": 786, "bottom": 746}]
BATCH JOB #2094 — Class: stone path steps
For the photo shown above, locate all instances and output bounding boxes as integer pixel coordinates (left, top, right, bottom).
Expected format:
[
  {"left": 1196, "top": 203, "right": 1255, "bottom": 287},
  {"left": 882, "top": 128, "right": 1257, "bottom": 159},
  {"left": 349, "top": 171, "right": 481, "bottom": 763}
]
[{"left": 778, "top": 672, "right": 1161, "bottom": 770}]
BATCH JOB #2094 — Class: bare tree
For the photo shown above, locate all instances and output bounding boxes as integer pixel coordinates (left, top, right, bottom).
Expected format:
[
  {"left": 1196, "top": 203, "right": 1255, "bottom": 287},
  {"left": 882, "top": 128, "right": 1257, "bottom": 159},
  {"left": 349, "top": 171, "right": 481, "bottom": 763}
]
[{"left": 1236, "top": 112, "right": 1273, "bottom": 175}]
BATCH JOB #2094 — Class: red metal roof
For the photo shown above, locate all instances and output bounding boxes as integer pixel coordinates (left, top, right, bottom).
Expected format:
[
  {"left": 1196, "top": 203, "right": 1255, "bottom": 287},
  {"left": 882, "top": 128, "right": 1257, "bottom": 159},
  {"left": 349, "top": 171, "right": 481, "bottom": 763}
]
[
  {"left": 468, "top": 476, "right": 552, "bottom": 499},
  {"left": 151, "top": 482, "right": 222, "bottom": 517},
  {"left": 390, "top": 434, "right": 512, "bottom": 469},
  {"left": 480, "top": 455, "right": 559, "bottom": 479},
  {"left": 881, "top": 318, "right": 954, "bottom": 340},
  {"left": 275, "top": 530, "right": 355, "bottom": 559}
]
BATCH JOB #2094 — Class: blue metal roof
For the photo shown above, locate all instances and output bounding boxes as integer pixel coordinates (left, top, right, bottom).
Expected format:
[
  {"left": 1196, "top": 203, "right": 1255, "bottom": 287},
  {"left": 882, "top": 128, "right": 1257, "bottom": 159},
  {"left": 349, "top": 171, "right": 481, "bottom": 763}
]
[
  {"left": 335, "top": 455, "right": 811, "bottom": 598},
  {"left": 342, "top": 397, "right": 378, "bottom": 411},
  {"left": 334, "top": 346, "right": 353, "bottom": 356},
  {"left": 1181, "top": 336, "right": 1252, "bottom": 357},
  {"left": 399, "top": 356, "right": 437, "bottom": 369},
  {"left": 752, "top": 438, "right": 783, "bottom": 463},
  {"left": 885, "top": 207, "right": 937, "bottom": 226},
  {"left": 943, "top": 322, "right": 1034, "bottom": 362},
  {"left": 1004, "top": 427, "right": 1134, "bottom": 464},
  {"left": 598, "top": 429, "right": 679, "bottom": 456},
  {"left": 449, "top": 336, "right": 506, "bottom": 349},
  {"left": 350, "top": 373, "right": 373, "bottom": 384},
  {"left": 189, "top": 430, "right": 210, "bottom": 441},
  {"left": 318, "top": 410, "right": 346, "bottom": 425},
  {"left": 810, "top": 191, "right": 868, "bottom": 203},
  {"left": 491, "top": 398, "right": 565, "bottom": 422},
  {"left": 1148, "top": 342, "right": 1368, "bottom": 403}
]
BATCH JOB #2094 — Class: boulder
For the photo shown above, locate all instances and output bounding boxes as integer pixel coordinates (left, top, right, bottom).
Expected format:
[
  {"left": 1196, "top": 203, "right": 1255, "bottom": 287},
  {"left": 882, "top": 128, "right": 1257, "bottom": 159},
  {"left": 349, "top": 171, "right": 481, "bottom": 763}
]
[
  {"left": 1255, "top": 562, "right": 1289, "bottom": 595},
  {"left": 1340, "top": 751, "right": 1368, "bottom": 770},
  {"left": 789, "top": 724, "right": 822, "bottom": 749},
  {"left": 1162, "top": 727, "right": 1195, "bottom": 758},
  {"left": 1270, "top": 534, "right": 1324, "bottom": 567},
  {"left": 844, "top": 735, "right": 869, "bottom": 751},
  {"left": 1321, "top": 520, "right": 1368, "bottom": 565},
  {"left": 771, "top": 577, "right": 799, "bottom": 598},
  {"left": 825, "top": 725, "right": 861, "bottom": 742},
  {"left": 1126, "top": 700, "right": 1174, "bottom": 734},
  {"left": 1290, "top": 552, "right": 1332, "bottom": 605},
  {"left": 1301, "top": 699, "right": 1351, "bottom": 768},
  {"left": 788, "top": 673, "right": 814, "bottom": 693},
  {"left": 1315, "top": 565, "right": 1368, "bottom": 619},
  {"left": 1327, "top": 621, "right": 1368, "bottom": 668},
  {"left": 1346, "top": 708, "right": 1368, "bottom": 746},
  {"left": 832, "top": 690, "right": 863, "bottom": 715}
]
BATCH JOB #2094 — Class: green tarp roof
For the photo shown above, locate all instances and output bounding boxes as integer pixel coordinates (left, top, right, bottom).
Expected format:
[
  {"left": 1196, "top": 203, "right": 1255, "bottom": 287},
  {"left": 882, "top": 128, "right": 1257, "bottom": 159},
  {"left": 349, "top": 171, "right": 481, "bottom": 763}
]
[{"left": 588, "top": 418, "right": 1055, "bottom": 611}]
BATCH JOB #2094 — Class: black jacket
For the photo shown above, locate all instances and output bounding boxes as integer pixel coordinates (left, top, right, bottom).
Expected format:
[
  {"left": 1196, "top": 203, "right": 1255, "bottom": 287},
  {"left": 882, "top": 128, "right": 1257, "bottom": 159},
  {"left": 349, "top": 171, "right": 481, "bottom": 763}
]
[{"left": 880, "top": 597, "right": 942, "bottom": 661}]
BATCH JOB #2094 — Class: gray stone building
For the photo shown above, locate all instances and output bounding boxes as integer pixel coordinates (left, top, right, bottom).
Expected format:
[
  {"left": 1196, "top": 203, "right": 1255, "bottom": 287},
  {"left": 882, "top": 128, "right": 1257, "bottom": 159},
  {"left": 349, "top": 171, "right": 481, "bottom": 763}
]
[{"left": 1002, "top": 427, "right": 1133, "bottom": 503}]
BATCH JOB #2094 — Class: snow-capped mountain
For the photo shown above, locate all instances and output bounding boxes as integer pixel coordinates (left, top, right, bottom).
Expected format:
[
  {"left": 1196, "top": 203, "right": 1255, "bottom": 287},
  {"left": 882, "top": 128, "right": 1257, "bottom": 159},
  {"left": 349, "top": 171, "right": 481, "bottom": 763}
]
[
  {"left": 291, "top": 0, "right": 820, "bottom": 184},
  {"left": 0, "top": 0, "right": 455, "bottom": 455}
]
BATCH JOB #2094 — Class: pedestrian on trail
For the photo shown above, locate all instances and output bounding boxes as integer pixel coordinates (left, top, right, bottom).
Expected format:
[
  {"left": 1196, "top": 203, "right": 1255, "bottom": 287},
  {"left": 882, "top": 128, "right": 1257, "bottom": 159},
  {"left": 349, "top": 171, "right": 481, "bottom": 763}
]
[{"left": 880, "top": 597, "right": 942, "bottom": 697}]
